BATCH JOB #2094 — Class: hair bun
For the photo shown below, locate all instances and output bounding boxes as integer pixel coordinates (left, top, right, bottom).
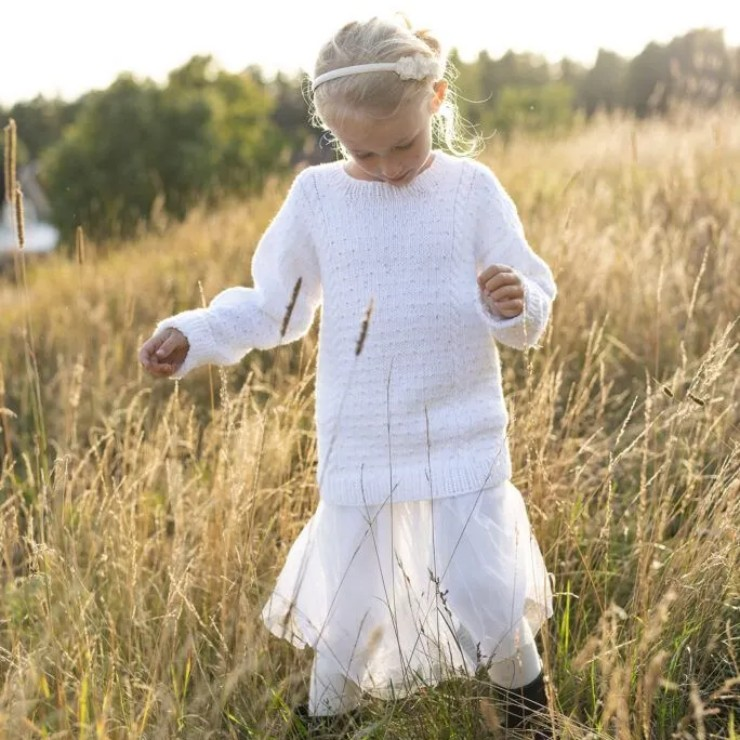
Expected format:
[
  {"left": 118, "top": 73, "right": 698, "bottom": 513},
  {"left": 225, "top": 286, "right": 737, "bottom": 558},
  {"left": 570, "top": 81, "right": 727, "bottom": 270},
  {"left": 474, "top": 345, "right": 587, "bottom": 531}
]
[{"left": 413, "top": 28, "right": 442, "bottom": 56}]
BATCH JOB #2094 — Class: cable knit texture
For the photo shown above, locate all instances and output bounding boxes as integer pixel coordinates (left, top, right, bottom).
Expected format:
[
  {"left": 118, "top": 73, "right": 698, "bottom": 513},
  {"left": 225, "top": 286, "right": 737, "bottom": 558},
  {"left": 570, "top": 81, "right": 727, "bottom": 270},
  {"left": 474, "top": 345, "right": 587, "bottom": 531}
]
[{"left": 155, "top": 151, "right": 557, "bottom": 506}]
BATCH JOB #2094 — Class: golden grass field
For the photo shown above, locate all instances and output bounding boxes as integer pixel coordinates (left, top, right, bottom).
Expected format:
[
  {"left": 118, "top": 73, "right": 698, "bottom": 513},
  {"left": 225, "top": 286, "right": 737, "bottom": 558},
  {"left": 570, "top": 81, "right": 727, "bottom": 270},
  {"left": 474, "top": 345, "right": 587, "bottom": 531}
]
[{"left": 0, "top": 108, "right": 738, "bottom": 738}]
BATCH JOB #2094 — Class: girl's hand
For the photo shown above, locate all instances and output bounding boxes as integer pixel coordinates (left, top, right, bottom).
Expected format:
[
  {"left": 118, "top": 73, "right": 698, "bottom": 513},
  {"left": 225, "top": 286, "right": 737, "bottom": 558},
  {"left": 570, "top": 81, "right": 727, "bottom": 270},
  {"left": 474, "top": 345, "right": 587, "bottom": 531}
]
[
  {"left": 477, "top": 264, "right": 524, "bottom": 319},
  {"left": 139, "top": 327, "right": 189, "bottom": 378}
]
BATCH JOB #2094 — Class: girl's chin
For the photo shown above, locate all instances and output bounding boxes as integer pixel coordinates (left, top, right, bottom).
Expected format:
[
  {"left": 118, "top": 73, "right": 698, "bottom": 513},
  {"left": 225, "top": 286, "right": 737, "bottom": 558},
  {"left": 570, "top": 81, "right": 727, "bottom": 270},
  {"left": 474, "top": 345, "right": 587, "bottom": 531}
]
[{"left": 385, "top": 172, "right": 411, "bottom": 184}]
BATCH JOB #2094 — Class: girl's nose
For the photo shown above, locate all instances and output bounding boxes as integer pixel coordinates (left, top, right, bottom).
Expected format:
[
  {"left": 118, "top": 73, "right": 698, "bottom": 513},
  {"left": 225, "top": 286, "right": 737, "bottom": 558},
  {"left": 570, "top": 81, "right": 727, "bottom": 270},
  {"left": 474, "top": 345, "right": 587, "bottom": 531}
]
[{"left": 381, "top": 162, "right": 405, "bottom": 181}]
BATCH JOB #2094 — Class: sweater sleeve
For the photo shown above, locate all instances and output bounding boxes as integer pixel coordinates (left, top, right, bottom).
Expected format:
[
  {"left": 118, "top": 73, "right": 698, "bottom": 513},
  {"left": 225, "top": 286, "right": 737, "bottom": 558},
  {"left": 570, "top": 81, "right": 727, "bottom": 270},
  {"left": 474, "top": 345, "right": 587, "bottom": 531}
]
[
  {"left": 471, "top": 164, "right": 556, "bottom": 350},
  {"left": 153, "top": 171, "right": 322, "bottom": 379}
]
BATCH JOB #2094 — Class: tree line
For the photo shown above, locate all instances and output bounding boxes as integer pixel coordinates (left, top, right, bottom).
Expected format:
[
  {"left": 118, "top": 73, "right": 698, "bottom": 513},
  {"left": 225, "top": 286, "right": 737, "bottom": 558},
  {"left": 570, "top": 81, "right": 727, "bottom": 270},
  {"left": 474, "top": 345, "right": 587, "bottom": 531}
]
[{"left": 1, "top": 28, "right": 737, "bottom": 245}]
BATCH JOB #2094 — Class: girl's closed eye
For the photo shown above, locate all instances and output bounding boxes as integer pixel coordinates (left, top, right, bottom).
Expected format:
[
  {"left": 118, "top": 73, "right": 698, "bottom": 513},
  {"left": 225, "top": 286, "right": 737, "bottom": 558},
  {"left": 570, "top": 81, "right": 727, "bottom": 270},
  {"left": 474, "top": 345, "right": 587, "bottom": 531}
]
[{"left": 354, "top": 139, "right": 415, "bottom": 159}]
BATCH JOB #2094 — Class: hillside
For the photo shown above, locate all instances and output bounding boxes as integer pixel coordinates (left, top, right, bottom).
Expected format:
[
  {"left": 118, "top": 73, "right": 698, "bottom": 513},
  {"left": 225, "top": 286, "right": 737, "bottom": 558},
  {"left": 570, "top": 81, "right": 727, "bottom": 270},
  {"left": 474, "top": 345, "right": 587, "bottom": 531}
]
[{"left": 0, "top": 109, "right": 738, "bottom": 738}]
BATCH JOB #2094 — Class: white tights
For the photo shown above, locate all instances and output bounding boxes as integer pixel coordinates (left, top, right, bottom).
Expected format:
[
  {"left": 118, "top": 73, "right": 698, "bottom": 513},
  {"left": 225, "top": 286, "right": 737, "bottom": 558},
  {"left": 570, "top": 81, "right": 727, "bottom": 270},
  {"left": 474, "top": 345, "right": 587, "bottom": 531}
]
[
  {"left": 308, "top": 653, "right": 364, "bottom": 716},
  {"left": 308, "top": 630, "right": 543, "bottom": 716},
  {"left": 486, "top": 637, "right": 543, "bottom": 689}
]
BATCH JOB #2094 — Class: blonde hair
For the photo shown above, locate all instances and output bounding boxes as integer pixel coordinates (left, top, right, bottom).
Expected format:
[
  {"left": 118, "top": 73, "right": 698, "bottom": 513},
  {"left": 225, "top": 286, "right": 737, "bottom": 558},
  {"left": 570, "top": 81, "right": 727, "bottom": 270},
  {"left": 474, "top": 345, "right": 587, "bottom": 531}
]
[{"left": 307, "top": 16, "right": 482, "bottom": 158}]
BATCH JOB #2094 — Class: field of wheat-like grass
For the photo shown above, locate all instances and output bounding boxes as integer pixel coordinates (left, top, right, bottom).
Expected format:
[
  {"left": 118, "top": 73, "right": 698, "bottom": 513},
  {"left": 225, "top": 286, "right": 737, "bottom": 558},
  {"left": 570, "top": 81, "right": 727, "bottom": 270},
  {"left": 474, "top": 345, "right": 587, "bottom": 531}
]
[{"left": 0, "top": 108, "right": 738, "bottom": 738}]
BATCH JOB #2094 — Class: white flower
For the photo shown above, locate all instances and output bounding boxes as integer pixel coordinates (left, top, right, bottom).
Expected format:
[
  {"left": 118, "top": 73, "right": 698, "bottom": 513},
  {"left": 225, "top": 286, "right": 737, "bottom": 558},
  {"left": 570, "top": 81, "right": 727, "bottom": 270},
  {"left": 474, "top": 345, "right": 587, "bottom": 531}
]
[{"left": 395, "top": 55, "right": 439, "bottom": 81}]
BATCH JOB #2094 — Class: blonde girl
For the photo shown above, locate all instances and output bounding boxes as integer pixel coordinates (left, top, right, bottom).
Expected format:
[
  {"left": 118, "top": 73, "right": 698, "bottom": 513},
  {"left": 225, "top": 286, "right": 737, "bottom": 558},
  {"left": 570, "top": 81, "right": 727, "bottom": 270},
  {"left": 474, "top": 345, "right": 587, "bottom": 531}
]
[{"left": 139, "top": 15, "right": 557, "bottom": 736}]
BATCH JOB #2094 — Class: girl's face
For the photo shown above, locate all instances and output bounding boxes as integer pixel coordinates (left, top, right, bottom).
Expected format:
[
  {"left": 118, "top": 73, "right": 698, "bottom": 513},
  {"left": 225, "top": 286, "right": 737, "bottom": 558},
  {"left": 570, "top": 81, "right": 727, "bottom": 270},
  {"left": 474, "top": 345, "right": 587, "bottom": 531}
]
[{"left": 329, "top": 82, "right": 447, "bottom": 187}]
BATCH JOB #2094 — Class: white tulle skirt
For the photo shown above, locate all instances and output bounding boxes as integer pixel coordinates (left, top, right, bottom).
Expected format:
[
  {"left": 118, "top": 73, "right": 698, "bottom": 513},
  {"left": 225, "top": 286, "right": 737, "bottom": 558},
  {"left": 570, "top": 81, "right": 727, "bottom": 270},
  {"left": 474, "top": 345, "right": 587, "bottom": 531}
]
[{"left": 261, "top": 480, "right": 553, "bottom": 705}]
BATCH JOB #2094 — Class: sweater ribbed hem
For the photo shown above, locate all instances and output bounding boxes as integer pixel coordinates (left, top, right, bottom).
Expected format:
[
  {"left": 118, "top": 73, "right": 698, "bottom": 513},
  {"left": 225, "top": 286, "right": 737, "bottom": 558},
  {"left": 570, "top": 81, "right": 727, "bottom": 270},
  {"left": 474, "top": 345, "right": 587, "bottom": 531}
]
[{"left": 317, "top": 452, "right": 513, "bottom": 506}]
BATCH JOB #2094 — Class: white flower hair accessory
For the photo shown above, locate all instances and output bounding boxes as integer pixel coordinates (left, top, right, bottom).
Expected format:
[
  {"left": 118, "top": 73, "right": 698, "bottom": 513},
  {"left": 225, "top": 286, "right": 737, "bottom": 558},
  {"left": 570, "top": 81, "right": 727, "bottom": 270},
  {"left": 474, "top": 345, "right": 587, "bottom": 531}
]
[
  {"left": 312, "top": 54, "right": 441, "bottom": 91},
  {"left": 394, "top": 55, "right": 440, "bottom": 80}
]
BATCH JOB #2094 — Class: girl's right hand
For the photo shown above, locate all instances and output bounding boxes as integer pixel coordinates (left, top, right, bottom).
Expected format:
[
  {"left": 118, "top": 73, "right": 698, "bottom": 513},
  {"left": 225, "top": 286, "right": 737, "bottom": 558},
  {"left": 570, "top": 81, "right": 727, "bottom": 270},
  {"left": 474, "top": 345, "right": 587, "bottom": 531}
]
[{"left": 139, "top": 327, "right": 189, "bottom": 378}]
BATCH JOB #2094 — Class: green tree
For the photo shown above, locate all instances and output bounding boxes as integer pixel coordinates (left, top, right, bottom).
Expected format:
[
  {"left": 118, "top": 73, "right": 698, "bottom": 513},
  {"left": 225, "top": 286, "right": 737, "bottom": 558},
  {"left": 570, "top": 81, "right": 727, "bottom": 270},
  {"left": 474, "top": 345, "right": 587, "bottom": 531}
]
[
  {"left": 625, "top": 42, "right": 670, "bottom": 116},
  {"left": 8, "top": 96, "right": 79, "bottom": 160},
  {"left": 466, "top": 49, "right": 566, "bottom": 134},
  {"left": 151, "top": 84, "right": 218, "bottom": 220},
  {"left": 664, "top": 29, "right": 734, "bottom": 106},
  {"left": 484, "top": 83, "right": 575, "bottom": 138},
  {"left": 268, "top": 71, "right": 317, "bottom": 164},
  {"left": 446, "top": 48, "right": 479, "bottom": 125},
  {"left": 478, "top": 50, "right": 551, "bottom": 98},
  {"left": 163, "top": 56, "right": 284, "bottom": 207},
  {"left": 558, "top": 57, "right": 587, "bottom": 89},
  {"left": 43, "top": 75, "right": 162, "bottom": 241},
  {"left": 42, "top": 57, "right": 285, "bottom": 243},
  {"left": 625, "top": 30, "right": 734, "bottom": 116},
  {"left": 579, "top": 49, "right": 627, "bottom": 115},
  {"left": 206, "top": 64, "right": 284, "bottom": 194}
]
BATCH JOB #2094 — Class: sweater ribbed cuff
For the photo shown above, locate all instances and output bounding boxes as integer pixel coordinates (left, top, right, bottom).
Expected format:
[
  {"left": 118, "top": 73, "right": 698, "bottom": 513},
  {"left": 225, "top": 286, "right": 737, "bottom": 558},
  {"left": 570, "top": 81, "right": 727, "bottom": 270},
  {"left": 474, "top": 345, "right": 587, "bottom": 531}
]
[
  {"left": 155, "top": 308, "right": 215, "bottom": 379},
  {"left": 476, "top": 274, "right": 550, "bottom": 350}
]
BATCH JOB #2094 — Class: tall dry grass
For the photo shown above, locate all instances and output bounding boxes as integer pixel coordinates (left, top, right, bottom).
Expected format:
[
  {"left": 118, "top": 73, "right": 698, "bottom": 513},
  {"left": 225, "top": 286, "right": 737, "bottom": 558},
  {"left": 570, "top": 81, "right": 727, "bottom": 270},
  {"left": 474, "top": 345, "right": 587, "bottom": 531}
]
[{"left": 0, "top": 107, "right": 738, "bottom": 739}]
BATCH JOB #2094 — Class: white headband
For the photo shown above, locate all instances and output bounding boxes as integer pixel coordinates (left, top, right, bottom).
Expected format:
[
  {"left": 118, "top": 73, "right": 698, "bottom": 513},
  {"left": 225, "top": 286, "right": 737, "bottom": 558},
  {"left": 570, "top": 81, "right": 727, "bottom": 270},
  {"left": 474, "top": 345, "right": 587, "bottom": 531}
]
[{"left": 312, "top": 55, "right": 441, "bottom": 91}]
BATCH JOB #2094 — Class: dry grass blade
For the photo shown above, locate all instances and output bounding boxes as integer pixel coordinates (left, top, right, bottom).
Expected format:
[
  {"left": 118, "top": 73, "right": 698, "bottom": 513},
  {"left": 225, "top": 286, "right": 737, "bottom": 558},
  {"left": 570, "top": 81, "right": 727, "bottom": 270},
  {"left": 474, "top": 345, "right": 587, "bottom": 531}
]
[
  {"left": 0, "top": 360, "right": 12, "bottom": 462},
  {"left": 0, "top": 107, "right": 737, "bottom": 738}
]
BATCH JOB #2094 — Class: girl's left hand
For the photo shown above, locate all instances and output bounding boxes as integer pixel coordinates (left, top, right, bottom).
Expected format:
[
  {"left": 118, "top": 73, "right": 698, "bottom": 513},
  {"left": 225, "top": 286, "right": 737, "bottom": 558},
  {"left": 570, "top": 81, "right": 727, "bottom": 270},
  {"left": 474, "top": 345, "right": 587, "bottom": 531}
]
[
  {"left": 477, "top": 264, "right": 524, "bottom": 319},
  {"left": 139, "top": 327, "right": 189, "bottom": 378}
]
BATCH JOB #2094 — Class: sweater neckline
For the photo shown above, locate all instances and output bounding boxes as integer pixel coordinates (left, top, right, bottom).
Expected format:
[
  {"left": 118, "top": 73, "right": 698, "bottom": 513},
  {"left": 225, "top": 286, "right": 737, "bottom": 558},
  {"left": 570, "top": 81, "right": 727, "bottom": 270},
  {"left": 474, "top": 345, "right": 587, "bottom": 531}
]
[{"left": 332, "top": 150, "right": 449, "bottom": 196}]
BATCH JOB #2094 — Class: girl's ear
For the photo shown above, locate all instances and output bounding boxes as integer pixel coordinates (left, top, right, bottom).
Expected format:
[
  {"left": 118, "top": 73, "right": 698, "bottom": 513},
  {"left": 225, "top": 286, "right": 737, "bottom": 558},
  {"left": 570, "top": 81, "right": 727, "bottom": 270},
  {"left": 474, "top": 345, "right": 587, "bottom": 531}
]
[{"left": 430, "top": 80, "right": 448, "bottom": 113}]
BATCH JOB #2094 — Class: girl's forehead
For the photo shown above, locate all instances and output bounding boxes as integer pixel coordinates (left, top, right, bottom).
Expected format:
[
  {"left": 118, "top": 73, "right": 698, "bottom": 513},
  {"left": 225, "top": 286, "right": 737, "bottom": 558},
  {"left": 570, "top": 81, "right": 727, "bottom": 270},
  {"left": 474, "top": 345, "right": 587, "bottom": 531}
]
[{"left": 331, "top": 101, "right": 426, "bottom": 149}]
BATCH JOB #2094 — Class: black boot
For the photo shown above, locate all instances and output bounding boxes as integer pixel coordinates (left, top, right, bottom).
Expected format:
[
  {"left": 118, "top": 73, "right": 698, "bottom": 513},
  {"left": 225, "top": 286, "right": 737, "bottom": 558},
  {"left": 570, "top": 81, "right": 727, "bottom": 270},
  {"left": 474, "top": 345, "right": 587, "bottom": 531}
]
[
  {"left": 501, "top": 671, "right": 551, "bottom": 737},
  {"left": 289, "top": 702, "right": 361, "bottom": 737}
]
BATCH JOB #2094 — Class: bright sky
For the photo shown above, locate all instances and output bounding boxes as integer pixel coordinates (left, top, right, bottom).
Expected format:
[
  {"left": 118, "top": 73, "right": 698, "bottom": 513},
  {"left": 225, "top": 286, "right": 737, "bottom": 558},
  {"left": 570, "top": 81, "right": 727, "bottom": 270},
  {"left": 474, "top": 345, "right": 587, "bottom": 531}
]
[{"left": 2, "top": 0, "right": 738, "bottom": 106}]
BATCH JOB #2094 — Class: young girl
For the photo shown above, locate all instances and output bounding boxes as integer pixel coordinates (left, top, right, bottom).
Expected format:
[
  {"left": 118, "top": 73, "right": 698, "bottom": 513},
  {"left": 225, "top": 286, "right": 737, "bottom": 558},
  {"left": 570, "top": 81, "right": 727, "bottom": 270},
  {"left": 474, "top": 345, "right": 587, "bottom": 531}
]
[{"left": 139, "top": 16, "right": 557, "bottom": 734}]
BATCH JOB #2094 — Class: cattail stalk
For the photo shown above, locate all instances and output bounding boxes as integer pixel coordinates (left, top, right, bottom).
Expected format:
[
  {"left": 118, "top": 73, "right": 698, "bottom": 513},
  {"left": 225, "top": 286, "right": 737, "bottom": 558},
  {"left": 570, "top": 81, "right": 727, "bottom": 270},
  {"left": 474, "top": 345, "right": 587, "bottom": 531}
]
[
  {"left": 355, "top": 297, "right": 374, "bottom": 356},
  {"left": 5, "top": 120, "right": 48, "bottom": 479},
  {"left": 14, "top": 184, "right": 25, "bottom": 249},
  {"left": 4, "top": 119, "right": 16, "bottom": 205},
  {"left": 280, "top": 277, "right": 302, "bottom": 339},
  {"left": 76, "top": 226, "right": 85, "bottom": 265}
]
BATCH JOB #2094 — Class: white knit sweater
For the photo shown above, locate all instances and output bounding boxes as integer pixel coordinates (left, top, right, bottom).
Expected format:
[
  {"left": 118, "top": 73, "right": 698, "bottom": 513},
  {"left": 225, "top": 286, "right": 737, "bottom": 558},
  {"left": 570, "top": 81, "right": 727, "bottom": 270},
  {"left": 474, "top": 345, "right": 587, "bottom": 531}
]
[{"left": 155, "top": 151, "right": 557, "bottom": 506}]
